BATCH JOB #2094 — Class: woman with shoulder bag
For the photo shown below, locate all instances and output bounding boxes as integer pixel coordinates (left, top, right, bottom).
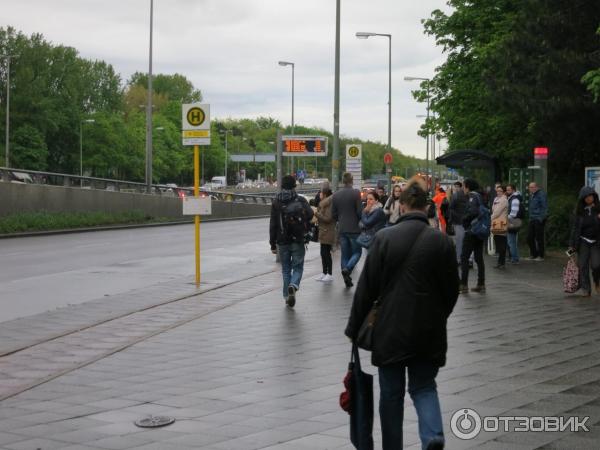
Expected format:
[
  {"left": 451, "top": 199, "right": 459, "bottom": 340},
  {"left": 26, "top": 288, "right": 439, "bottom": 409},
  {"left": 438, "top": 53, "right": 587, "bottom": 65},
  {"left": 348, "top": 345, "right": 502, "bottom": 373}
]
[
  {"left": 345, "top": 177, "right": 459, "bottom": 450},
  {"left": 314, "top": 187, "right": 336, "bottom": 282},
  {"left": 491, "top": 185, "right": 509, "bottom": 269},
  {"left": 568, "top": 186, "right": 600, "bottom": 297}
]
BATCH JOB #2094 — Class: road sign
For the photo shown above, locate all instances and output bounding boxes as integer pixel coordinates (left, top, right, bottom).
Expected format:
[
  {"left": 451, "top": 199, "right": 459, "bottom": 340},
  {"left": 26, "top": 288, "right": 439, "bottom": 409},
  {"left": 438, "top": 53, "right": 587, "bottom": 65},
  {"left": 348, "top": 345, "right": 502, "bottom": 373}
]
[
  {"left": 345, "top": 144, "right": 362, "bottom": 189},
  {"left": 346, "top": 145, "right": 361, "bottom": 159},
  {"left": 182, "top": 196, "right": 212, "bottom": 215},
  {"left": 182, "top": 103, "right": 210, "bottom": 146},
  {"left": 384, "top": 152, "right": 393, "bottom": 164}
]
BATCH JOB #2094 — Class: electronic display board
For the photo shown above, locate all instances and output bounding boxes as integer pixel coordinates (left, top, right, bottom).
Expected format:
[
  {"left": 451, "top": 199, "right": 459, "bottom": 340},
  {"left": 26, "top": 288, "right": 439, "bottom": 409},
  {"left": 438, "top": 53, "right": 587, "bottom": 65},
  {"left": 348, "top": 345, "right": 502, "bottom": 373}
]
[{"left": 281, "top": 136, "right": 328, "bottom": 156}]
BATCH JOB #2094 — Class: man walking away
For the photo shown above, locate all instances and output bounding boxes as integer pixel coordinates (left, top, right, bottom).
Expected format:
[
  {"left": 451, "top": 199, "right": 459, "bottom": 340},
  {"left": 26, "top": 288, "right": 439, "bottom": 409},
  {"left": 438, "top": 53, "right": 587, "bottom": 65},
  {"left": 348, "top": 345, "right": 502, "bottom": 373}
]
[
  {"left": 332, "top": 172, "right": 363, "bottom": 287},
  {"left": 506, "top": 184, "right": 523, "bottom": 264},
  {"left": 269, "top": 175, "right": 314, "bottom": 307},
  {"left": 459, "top": 178, "right": 486, "bottom": 294},
  {"left": 527, "top": 182, "right": 548, "bottom": 261}
]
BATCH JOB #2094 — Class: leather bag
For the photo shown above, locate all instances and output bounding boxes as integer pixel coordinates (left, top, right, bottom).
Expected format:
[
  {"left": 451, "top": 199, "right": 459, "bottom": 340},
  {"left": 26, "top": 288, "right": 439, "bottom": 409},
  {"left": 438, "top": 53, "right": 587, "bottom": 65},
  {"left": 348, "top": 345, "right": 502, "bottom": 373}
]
[{"left": 491, "top": 217, "right": 508, "bottom": 234}]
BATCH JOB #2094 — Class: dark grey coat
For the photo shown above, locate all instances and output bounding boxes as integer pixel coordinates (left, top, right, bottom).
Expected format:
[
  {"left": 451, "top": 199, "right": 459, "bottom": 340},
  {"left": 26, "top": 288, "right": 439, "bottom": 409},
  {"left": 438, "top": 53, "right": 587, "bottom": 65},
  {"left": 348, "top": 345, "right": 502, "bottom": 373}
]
[
  {"left": 332, "top": 186, "right": 362, "bottom": 234},
  {"left": 345, "top": 212, "right": 459, "bottom": 367}
]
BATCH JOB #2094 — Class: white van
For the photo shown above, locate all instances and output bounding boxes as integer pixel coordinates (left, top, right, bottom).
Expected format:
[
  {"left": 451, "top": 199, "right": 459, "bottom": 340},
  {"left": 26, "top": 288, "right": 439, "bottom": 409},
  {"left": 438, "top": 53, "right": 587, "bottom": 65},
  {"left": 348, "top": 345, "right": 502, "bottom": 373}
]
[{"left": 210, "top": 176, "right": 227, "bottom": 189}]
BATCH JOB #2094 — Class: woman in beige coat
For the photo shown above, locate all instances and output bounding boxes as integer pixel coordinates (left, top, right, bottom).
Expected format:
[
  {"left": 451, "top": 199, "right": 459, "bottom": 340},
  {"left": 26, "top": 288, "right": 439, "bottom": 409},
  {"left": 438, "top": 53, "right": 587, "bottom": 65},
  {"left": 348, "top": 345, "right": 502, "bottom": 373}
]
[
  {"left": 314, "top": 186, "right": 336, "bottom": 282},
  {"left": 491, "top": 185, "right": 509, "bottom": 269}
]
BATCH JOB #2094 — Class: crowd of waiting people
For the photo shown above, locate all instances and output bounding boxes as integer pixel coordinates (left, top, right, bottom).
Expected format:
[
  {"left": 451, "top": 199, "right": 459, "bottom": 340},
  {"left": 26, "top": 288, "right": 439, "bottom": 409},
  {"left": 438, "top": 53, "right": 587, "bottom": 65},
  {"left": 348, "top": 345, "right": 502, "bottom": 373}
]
[{"left": 269, "top": 172, "right": 598, "bottom": 450}]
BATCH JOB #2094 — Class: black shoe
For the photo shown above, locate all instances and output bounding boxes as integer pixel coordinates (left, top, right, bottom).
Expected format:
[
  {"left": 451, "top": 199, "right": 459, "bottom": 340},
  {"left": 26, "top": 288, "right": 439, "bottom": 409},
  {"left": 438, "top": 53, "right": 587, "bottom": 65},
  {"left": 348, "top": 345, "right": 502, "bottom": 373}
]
[
  {"left": 494, "top": 264, "right": 505, "bottom": 270},
  {"left": 468, "top": 262, "right": 474, "bottom": 268},
  {"left": 286, "top": 285, "right": 296, "bottom": 308},
  {"left": 426, "top": 438, "right": 444, "bottom": 450},
  {"left": 341, "top": 269, "right": 353, "bottom": 288},
  {"left": 471, "top": 284, "right": 486, "bottom": 293},
  {"left": 458, "top": 284, "right": 469, "bottom": 294}
]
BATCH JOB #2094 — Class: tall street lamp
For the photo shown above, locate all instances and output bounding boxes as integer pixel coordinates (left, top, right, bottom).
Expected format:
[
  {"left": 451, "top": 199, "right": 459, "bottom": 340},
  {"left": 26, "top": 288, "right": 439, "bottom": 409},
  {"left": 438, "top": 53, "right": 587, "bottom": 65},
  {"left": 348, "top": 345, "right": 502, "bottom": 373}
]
[
  {"left": 80, "top": 119, "right": 96, "bottom": 186},
  {"left": 145, "top": 0, "right": 154, "bottom": 193},
  {"left": 1, "top": 54, "right": 15, "bottom": 168},
  {"left": 356, "top": 32, "right": 392, "bottom": 161},
  {"left": 404, "top": 76, "right": 431, "bottom": 194},
  {"left": 278, "top": 60, "right": 294, "bottom": 173},
  {"left": 220, "top": 129, "right": 232, "bottom": 184}
]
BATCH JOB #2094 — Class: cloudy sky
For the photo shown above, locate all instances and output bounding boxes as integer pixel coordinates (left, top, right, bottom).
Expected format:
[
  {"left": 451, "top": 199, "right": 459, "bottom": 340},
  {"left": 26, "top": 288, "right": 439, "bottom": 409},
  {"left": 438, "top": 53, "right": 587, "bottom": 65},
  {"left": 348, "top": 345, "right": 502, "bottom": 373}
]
[{"left": 2, "top": 0, "right": 450, "bottom": 159}]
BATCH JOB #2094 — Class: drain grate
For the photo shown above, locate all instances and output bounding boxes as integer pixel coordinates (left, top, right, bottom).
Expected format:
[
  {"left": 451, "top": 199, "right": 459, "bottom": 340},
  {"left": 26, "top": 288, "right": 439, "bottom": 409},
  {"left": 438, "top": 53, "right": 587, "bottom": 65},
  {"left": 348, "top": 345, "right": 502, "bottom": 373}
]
[{"left": 134, "top": 415, "right": 175, "bottom": 428}]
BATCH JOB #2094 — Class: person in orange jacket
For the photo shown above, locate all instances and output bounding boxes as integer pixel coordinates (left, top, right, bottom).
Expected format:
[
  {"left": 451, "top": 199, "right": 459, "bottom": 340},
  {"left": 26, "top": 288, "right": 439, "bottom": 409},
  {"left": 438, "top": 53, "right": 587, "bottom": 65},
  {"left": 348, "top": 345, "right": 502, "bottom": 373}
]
[{"left": 433, "top": 188, "right": 448, "bottom": 233}]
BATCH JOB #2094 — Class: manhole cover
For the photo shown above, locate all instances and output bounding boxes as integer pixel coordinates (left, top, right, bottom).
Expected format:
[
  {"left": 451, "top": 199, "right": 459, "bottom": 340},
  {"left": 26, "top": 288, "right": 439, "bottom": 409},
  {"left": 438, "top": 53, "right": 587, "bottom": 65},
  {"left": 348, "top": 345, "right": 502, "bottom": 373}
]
[{"left": 134, "top": 415, "right": 175, "bottom": 428}]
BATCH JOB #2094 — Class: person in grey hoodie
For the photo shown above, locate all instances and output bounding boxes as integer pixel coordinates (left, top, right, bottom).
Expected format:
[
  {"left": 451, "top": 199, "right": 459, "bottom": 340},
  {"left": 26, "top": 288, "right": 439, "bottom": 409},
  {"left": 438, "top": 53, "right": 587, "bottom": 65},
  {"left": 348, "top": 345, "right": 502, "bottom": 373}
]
[
  {"left": 568, "top": 186, "right": 600, "bottom": 297},
  {"left": 332, "top": 172, "right": 363, "bottom": 287}
]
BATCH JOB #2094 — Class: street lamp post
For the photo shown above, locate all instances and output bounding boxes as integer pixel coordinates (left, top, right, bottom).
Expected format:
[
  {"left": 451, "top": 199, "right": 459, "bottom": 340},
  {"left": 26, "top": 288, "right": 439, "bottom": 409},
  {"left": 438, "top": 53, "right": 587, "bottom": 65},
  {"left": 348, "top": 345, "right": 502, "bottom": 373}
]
[
  {"left": 2, "top": 55, "right": 15, "bottom": 168},
  {"left": 220, "top": 129, "right": 232, "bottom": 184},
  {"left": 404, "top": 76, "right": 431, "bottom": 194},
  {"left": 278, "top": 60, "right": 294, "bottom": 174},
  {"left": 80, "top": 119, "right": 95, "bottom": 186},
  {"left": 145, "top": 0, "right": 154, "bottom": 193},
  {"left": 356, "top": 32, "right": 392, "bottom": 155}
]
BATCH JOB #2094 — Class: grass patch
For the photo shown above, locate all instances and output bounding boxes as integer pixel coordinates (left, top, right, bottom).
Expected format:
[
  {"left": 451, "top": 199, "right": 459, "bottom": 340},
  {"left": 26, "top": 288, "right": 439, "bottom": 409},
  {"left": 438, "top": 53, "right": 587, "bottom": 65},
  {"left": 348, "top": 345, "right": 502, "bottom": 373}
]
[{"left": 0, "top": 210, "right": 175, "bottom": 234}]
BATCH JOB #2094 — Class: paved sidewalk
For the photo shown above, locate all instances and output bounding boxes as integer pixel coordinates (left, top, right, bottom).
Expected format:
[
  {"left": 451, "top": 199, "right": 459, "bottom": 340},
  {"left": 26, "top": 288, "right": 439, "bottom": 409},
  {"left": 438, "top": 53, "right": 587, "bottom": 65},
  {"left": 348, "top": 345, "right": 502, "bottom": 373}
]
[{"left": 1, "top": 249, "right": 600, "bottom": 449}]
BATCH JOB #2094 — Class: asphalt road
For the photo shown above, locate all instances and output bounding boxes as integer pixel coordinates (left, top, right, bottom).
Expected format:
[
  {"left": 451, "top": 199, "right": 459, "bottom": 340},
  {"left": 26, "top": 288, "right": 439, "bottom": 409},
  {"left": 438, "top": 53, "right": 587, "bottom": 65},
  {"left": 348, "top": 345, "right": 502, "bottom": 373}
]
[{"left": 0, "top": 218, "right": 318, "bottom": 323}]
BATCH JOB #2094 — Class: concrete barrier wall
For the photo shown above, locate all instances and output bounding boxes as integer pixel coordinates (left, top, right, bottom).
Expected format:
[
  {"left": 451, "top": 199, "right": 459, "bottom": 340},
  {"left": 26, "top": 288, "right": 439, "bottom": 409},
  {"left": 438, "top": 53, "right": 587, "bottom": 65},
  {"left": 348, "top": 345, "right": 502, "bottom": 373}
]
[{"left": 0, "top": 182, "right": 271, "bottom": 219}]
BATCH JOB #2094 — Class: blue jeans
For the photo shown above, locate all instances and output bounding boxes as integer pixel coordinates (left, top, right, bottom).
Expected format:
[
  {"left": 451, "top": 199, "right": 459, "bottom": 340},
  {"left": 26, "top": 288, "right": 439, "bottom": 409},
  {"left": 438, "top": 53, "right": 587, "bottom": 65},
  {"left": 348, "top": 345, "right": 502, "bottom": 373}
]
[
  {"left": 379, "top": 361, "right": 444, "bottom": 450},
  {"left": 339, "top": 232, "right": 362, "bottom": 274},
  {"left": 278, "top": 243, "right": 305, "bottom": 299},
  {"left": 507, "top": 231, "right": 519, "bottom": 262}
]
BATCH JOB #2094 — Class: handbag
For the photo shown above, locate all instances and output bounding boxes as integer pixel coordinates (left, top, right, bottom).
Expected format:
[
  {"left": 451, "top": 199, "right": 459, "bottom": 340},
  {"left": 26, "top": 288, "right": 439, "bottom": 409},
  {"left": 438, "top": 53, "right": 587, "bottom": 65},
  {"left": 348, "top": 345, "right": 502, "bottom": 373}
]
[
  {"left": 308, "top": 223, "right": 319, "bottom": 242},
  {"left": 339, "top": 343, "right": 373, "bottom": 450},
  {"left": 508, "top": 216, "right": 522, "bottom": 231},
  {"left": 446, "top": 221, "right": 455, "bottom": 236},
  {"left": 356, "top": 231, "right": 374, "bottom": 249},
  {"left": 563, "top": 255, "right": 580, "bottom": 293},
  {"left": 355, "top": 226, "right": 428, "bottom": 351},
  {"left": 491, "top": 217, "right": 508, "bottom": 234},
  {"left": 356, "top": 300, "right": 379, "bottom": 351}
]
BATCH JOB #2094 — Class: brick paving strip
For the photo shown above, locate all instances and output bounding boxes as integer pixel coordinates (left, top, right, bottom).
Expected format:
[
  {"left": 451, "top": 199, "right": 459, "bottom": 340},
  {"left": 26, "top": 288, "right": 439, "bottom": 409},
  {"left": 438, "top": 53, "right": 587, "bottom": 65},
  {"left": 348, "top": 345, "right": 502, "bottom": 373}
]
[{"left": 0, "top": 268, "right": 321, "bottom": 401}]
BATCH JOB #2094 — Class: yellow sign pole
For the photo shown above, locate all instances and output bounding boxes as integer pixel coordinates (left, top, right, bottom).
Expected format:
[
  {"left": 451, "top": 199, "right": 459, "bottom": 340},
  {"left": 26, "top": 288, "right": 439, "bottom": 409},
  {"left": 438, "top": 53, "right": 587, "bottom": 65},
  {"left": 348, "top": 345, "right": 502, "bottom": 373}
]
[{"left": 194, "top": 145, "right": 201, "bottom": 286}]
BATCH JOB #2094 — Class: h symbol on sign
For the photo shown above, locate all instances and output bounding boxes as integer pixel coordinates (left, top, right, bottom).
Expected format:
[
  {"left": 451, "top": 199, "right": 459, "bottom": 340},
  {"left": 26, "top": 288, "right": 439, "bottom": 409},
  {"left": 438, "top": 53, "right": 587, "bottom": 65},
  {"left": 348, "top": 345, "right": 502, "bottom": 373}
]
[{"left": 190, "top": 110, "right": 202, "bottom": 123}]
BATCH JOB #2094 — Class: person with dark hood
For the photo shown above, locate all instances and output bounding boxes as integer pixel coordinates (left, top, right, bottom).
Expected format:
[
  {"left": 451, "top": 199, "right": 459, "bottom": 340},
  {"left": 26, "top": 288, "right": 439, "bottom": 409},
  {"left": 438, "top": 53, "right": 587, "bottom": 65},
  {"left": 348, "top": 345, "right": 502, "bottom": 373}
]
[
  {"left": 269, "top": 175, "right": 314, "bottom": 307},
  {"left": 345, "top": 177, "right": 458, "bottom": 450},
  {"left": 568, "top": 186, "right": 600, "bottom": 297}
]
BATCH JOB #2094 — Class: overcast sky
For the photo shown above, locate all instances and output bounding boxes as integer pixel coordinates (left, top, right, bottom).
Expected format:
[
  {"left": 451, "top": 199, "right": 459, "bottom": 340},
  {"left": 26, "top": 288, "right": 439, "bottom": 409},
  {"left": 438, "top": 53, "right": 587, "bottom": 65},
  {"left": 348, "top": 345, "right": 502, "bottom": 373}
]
[{"left": 2, "top": 0, "right": 450, "bottom": 159}]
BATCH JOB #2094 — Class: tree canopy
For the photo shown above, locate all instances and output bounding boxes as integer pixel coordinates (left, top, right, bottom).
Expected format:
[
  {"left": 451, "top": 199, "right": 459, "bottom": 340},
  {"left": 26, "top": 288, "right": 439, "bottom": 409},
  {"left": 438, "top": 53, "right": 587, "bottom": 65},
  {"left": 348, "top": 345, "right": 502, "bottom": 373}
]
[{"left": 415, "top": 0, "right": 600, "bottom": 186}]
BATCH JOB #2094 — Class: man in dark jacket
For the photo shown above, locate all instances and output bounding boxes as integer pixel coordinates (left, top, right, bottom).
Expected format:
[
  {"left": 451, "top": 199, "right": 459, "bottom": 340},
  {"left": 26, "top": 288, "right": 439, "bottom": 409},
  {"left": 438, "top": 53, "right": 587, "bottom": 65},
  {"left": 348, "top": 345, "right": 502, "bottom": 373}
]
[
  {"left": 449, "top": 181, "right": 468, "bottom": 264},
  {"left": 269, "top": 175, "right": 314, "bottom": 307},
  {"left": 345, "top": 179, "right": 458, "bottom": 450},
  {"left": 527, "top": 182, "right": 548, "bottom": 261},
  {"left": 332, "top": 172, "right": 363, "bottom": 287},
  {"left": 459, "top": 178, "right": 486, "bottom": 294}
]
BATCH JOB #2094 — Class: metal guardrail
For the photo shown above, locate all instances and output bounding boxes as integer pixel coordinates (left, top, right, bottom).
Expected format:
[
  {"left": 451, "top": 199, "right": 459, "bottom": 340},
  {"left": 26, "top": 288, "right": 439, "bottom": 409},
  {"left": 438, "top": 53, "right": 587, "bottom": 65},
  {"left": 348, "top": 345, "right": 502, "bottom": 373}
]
[{"left": 0, "top": 167, "right": 319, "bottom": 205}]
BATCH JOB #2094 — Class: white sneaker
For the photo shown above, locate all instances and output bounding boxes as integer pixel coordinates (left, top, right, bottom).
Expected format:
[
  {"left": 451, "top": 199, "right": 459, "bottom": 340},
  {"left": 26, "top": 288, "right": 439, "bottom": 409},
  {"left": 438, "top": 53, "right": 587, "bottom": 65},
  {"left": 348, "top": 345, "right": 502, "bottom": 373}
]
[
  {"left": 321, "top": 274, "right": 333, "bottom": 282},
  {"left": 315, "top": 274, "right": 326, "bottom": 281}
]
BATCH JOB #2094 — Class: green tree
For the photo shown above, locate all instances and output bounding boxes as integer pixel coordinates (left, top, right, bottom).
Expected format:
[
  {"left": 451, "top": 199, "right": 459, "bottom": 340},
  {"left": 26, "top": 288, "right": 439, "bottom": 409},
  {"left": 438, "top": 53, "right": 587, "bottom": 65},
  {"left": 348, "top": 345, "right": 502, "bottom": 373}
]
[{"left": 419, "top": 1, "right": 600, "bottom": 185}]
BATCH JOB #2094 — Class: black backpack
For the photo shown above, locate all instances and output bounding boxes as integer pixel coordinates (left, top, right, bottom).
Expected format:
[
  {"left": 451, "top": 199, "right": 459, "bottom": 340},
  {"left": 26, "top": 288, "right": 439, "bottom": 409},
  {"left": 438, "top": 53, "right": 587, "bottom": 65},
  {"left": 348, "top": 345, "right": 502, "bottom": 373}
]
[{"left": 280, "top": 198, "right": 311, "bottom": 243}]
